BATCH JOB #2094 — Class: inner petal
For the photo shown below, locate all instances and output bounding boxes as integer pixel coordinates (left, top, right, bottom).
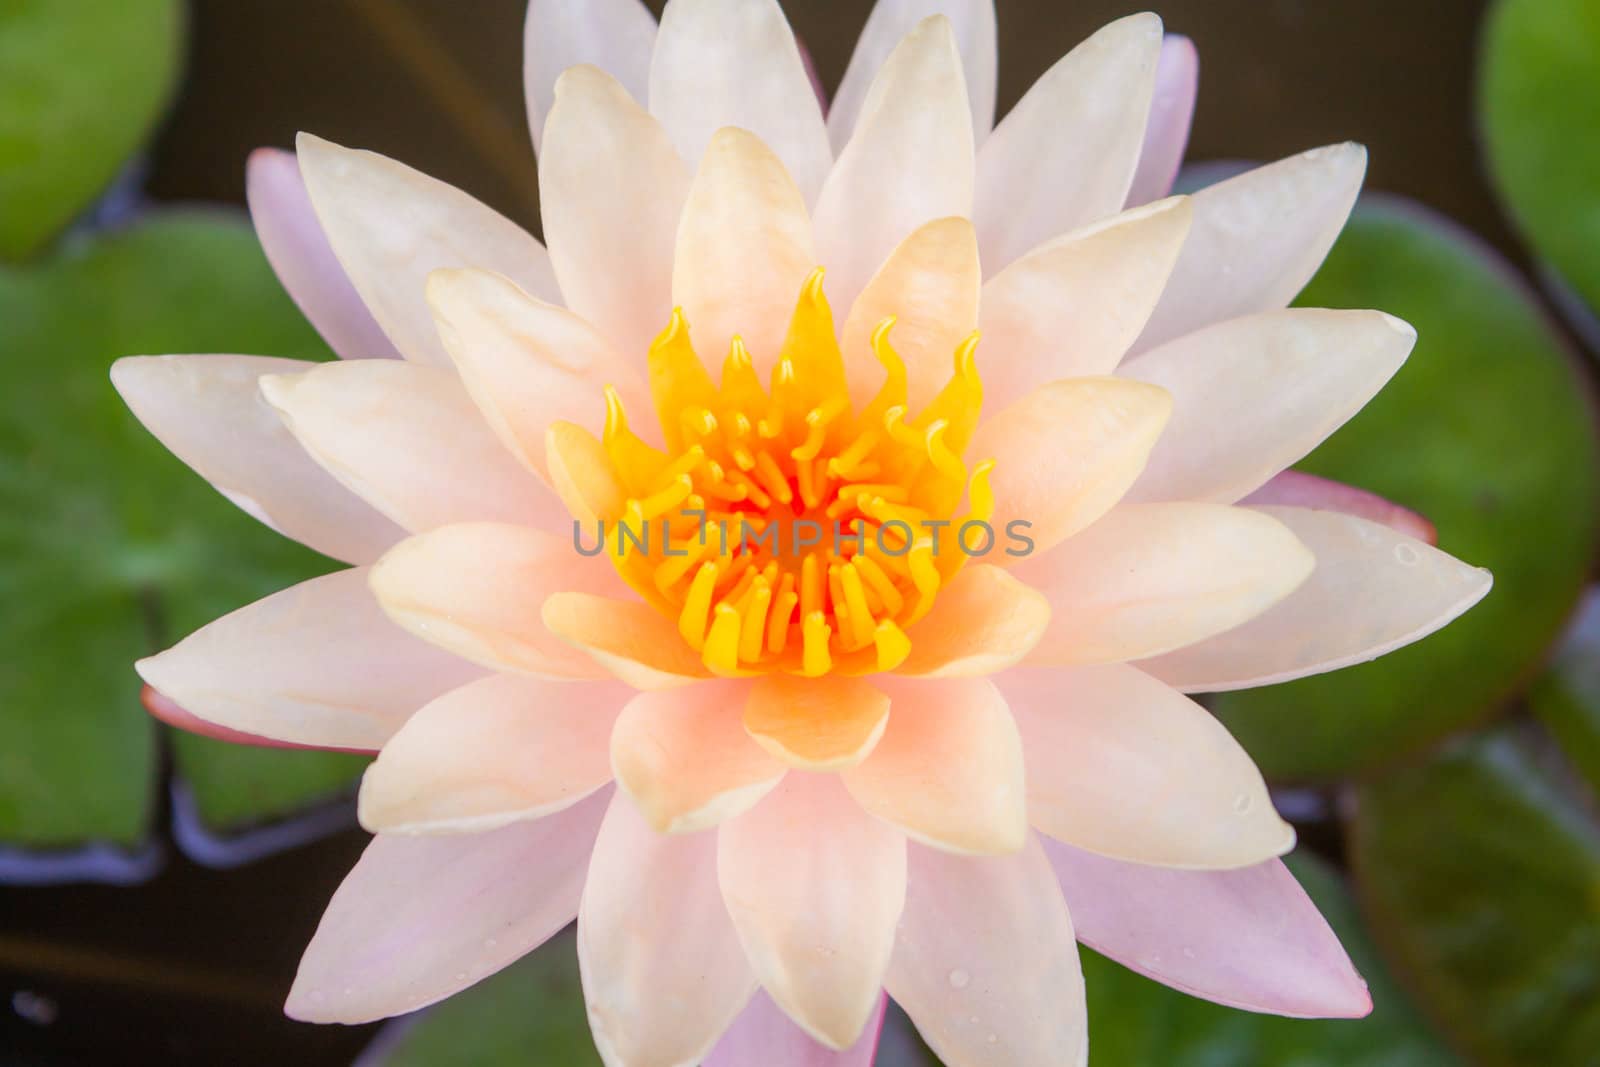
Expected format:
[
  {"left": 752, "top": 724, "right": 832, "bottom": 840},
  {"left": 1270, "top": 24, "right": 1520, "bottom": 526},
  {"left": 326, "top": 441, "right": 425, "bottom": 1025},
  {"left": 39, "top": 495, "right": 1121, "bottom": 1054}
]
[{"left": 573, "top": 268, "right": 993, "bottom": 679}]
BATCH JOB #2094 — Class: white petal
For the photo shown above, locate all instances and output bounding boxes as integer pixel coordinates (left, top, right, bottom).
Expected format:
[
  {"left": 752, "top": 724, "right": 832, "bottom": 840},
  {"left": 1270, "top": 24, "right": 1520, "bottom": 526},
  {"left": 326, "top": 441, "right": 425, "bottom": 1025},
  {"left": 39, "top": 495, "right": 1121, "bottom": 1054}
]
[
  {"left": 1125, "top": 34, "right": 1198, "bottom": 208},
  {"left": 830, "top": 0, "right": 997, "bottom": 150},
  {"left": 286, "top": 788, "right": 609, "bottom": 1023},
  {"left": 974, "top": 14, "right": 1162, "bottom": 274},
  {"left": 649, "top": 0, "right": 832, "bottom": 204},
  {"left": 1042, "top": 842, "right": 1372, "bottom": 1018},
  {"left": 1003, "top": 664, "right": 1293, "bottom": 869},
  {"left": 978, "top": 197, "right": 1192, "bottom": 414},
  {"left": 842, "top": 677, "right": 1026, "bottom": 856},
  {"left": 1120, "top": 309, "right": 1415, "bottom": 504},
  {"left": 369, "top": 523, "right": 626, "bottom": 680},
  {"left": 718, "top": 774, "right": 906, "bottom": 1050},
  {"left": 1139, "top": 505, "right": 1492, "bottom": 692},
  {"left": 1131, "top": 143, "right": 1367, "bottom": 355},
  {"left": 581, "top": 793, "right": 756, "bottom": 1067},
  {"left": 672, "top": 126, "right": 816, "bottom": 374},
  {"left": 887, "top": 837, "right": 1086, "bottom": 1067},
  {"left": 540, "top": 65, "right": 690, "bottom": 362},
  {"left": 1017, "top": 503, "right": 1316, "bottom": 666},
  {"left": 111, "top": 355, "right": 404, "bottom": 565},
  {"left": 246, "top": 148, "right": 401, "bottom": 361},
  {"left": 840, "top": 216, "right": 980, "bottom": 412},
  {"left": 812, "top": 15, "right": 974, "bottom": 316},
  {"left": 611, "top": 680, "right": 784, "bottom": 833},
  {"left": 357, "top": 673, "right": 625, "bottom": 834},
  {"left": 136, "top": 568, "right": 481, "bottom": 751},
  {"left": 524, "top": 0, "right": 657, "bottom": 152},
  {"left": 260, "top": 360, "right": 565, "bottom": 534},
  {"left": 296, "top": 133, "right": 560, "bottom": 368},
  {"left": 427, "top": 268, "right": 655, "bottom": 477}
]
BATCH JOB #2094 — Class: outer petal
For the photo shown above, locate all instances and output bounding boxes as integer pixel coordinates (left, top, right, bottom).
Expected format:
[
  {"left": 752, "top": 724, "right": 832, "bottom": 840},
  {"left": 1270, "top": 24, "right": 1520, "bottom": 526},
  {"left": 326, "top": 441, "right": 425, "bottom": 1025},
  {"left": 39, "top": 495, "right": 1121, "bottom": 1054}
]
[
  {"left": 246, "top": 148, "right": 400, "bottom": 361},
  {"left": 842, "top": 676, "right": 1025, "bottom": 855},
  {"left": 580, "top": 792, "right": 756, "bottom": 1067},
  {"left": 296, "top": 133, "right": 560, "bottom": 368},
  {"left": 1125, "top": 35, "right": 1198, "bottom": 208},
  {"left": 1003, "top": 664, "right": 1293, "bottom": 868},
  {"left": 718, "top": 774, "right": 906, "bottom": 1050},
  {"left": 542, "top": 593, "right": 716, "bottom": 690},
  {"left": 840, "top": 216, "right": 980, "bottom": 412},
  {"left": 829, "top": 0, "right": 997, "bottom": 150},
  {"left": 110, "top": 355, "right": 404, "bottom": 565},
  {"left": 896, "top": 566, "right": 1051, "bottom": 678},
  {"left": 356, "top": 674, "right": 625, "bottom": 835},
  {"left": 1138, "top": 506, "right": 1491, "bottom": 692},
  {"left": 1017, "top": 503, "right": 1315, "bottom": 666},
  {"left": 610, "top": 680, "right": 782, "bottom": 833},
  {"left": 974, "top": 14, "right": 1162, "bottom": 274},
  {"left": 286, "top": 788, "right": 609, "bottom": 1023},
  {"left": 540, "top": 65, "right": 690, "bottom": 362},
  {"left": 969, "top": 377, "right": 1172, "bottom": 558},
  {"left": 427, "top": 269, "right": 654, "bottom": 478},
  {"left": 744, "top": 674, "right": 891, "bottom": 771},
  {"left": 369, "top": 523, "right": 625, "bottom": 680},
  {"left": 524, "top": 0, "right": 657, "bottom": 152},
  {"left": 141, "top": 685, "right": 369, "bottom": 754},
  {"left": 1120, "top": 309, "right": 1415, "bottom": 504},
  {"left": 672, "top": 127, "right": 816, "bottom": 375},
  {"left": 1243, "top": 470, "right": 1438, "bottom": 545},
  {"left": 1043, "top": 841, "right": 1372, "bottom": 1018},
  {"left": 705, "top": 991, "right": 886, "bottom": 1067},
  {"left": 135, "top": 568, "right": 479, "bottom": 751},
  {"left": 812, "top": 16, "right": 974, "bottom": 317},
  {"left": 260, "top": 360, "right": 564, "bottom": 534},
  {"left": 1131, "top": 143, "right": 1367, "bottom": 354},
  {"left": 649, "top": 0, "right": 832, "bottom": 204},
  {"left": 887, "top": 836, "right": 1087, "bottom": 1067},
  {"left": 978, "top": 197, "right": 1192, "bottom": 412}
]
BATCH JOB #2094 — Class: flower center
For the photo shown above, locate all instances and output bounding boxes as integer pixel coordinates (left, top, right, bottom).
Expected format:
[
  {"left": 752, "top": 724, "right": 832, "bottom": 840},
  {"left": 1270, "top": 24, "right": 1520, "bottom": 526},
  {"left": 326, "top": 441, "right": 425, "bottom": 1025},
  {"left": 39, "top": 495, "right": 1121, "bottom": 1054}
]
[{"left": 591, "top": 269, "right": 989, "bottom": 679}]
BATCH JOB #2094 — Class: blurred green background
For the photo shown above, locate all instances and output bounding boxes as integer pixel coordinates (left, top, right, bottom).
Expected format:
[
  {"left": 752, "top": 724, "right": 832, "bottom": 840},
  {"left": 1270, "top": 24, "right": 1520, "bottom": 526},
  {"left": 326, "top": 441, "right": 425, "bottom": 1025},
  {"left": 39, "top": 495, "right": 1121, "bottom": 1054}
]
[{"left": 2, "top": 0, "right": 1598, "bottom": 1064}]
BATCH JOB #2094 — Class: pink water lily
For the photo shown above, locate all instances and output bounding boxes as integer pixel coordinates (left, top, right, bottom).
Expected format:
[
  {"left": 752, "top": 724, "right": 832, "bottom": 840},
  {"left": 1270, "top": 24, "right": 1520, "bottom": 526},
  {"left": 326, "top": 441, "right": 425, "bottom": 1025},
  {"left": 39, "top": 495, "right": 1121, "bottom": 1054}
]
[{"left": 112, "top": 1, "right": 1491, "bottom": 1064}]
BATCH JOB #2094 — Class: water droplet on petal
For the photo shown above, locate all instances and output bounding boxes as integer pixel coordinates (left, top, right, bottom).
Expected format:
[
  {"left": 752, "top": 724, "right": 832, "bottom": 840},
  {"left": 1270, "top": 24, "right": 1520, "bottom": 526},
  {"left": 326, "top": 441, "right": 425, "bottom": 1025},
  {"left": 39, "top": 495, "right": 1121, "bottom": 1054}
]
[
  {"left": 1233, "top": 793, "right": 1253, "bottom": 814},
  {"left": 948, "top": 968, "right": 971, "bottom": 990},
  {"left": 1394, "top": 543, "right": 1420, "bottom": 566}
]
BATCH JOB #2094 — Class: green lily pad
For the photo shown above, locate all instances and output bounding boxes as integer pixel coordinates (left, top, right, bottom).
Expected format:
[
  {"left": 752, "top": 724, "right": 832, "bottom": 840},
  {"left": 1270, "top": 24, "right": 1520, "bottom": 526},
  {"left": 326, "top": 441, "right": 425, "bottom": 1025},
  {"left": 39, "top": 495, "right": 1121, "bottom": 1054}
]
[
  {"left": 0, "top": 0, "right": 184, "bottom": 260},
  {"left": 0, "top": 211, "right": 366, "bottom": 848},
  {"left": 1212, "top": 197, "right": 1600, "bottom": 781},
  {"left": 1082, "top": 853, "right": 1459, "bottom": 1066},
  {"left": 369, "top": 928, "right": 601, "bottom": 1067},
  {"left": 1480, "top": 0, "right": 1600, "bottom": 320},
  {"left": 1350, "top": 728, "right": 1600, "bottom": 1065},
  {"left": 1527, "top": 588, "right": 1600, "bottom": 792}
]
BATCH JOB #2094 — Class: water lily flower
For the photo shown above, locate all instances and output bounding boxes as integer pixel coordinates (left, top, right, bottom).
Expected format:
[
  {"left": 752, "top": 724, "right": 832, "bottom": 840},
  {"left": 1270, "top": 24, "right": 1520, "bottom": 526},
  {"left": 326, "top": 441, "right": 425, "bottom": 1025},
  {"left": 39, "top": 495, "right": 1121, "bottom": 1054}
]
[{"left": 112, "top": 1, "right": 1492, "bottom": 1064}]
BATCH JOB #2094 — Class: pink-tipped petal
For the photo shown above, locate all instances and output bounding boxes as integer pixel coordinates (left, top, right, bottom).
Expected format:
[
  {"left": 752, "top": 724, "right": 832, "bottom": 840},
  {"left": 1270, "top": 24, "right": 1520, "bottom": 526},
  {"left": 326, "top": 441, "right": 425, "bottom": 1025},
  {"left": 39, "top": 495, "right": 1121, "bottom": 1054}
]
[
  {"left": 581, "top": 792, "right": 756, "bottom": 1067},
  {"left": 1125, "top": 35, "right": 1198, "bottom": 208},
  {"left": 1243, "top": 471, "right": 1437, "bottom": 545},
  {"left": 888, "top": 836, "right": 1087, "bottom": 1067},
  {"left": 705, "top": 990, "right": 886, "bottom": 1067},
  {"left": 136, "top": 568, "right": 482, "bottom": 751},
  {"left": 1042, "top": 839, "right": 1372, "bottom": 1019},
  {"left": 246, "top": 148, "right": 401, "bottom": 362},
  {"left": 286, "top": 787, "right": 610, "bottom": 1023},
  {"left": 140, "top": 686, "right": 375, "bottom": 755}
]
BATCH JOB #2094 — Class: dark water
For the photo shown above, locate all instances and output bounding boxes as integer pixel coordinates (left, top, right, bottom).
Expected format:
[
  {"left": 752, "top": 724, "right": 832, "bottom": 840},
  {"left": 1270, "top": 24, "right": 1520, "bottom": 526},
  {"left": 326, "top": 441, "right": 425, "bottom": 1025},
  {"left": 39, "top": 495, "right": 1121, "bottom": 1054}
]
[{"left": 0, "top": 0, "right": 1534, "bottom": 1063}]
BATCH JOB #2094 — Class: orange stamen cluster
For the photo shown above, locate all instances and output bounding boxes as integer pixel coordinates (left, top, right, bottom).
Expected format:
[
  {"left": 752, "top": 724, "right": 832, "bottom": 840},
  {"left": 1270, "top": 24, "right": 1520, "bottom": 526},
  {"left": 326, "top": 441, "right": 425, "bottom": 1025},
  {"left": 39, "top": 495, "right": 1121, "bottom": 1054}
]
[{"left": 583, "top": 269, "right": 990, "bottom": 678}]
